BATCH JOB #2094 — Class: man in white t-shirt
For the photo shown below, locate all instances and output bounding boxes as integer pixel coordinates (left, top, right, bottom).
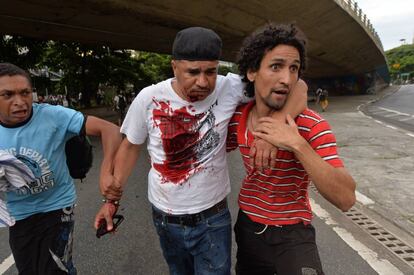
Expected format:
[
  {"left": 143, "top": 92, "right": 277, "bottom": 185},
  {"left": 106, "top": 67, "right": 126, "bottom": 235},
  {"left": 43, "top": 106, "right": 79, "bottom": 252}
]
[{"left": 95, "top": 26, "right": 307, "bottom": 274}]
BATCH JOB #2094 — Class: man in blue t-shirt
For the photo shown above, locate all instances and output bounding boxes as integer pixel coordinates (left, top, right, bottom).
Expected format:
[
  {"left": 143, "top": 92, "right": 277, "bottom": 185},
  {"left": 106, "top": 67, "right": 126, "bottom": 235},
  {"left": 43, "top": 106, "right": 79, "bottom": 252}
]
[{"left": 0, "top": 63, "right": 122, "bottom": 275}]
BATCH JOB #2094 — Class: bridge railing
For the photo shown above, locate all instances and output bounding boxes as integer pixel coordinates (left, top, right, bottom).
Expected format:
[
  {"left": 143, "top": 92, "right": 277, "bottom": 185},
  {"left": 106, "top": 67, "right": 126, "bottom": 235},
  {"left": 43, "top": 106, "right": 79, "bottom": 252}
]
[{"left": 335, "top": 0, "right": 384, "bottom": 51}]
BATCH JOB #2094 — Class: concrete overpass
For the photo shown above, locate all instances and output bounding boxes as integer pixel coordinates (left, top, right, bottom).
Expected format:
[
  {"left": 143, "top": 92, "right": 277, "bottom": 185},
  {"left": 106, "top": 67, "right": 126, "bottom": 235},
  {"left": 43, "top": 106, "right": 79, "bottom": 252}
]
[{"left": 0, "top": 0, "right": 388, "bottom": 80}]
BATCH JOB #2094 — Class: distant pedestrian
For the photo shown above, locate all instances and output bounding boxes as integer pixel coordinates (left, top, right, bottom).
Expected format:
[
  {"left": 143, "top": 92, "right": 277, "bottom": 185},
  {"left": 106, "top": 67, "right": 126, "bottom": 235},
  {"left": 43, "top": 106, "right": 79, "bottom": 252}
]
[
  {"left": 316, "top": 88, "right": 329, "bottom": 112},
  {"left": 113, "top": 90, "right": 127, "bottom": 126},
  {"left": 32, "top": 91, "right": 38, "bottom": 103},
  {"left": 96, "top": 89, "right": 104, "bottom": 105},
  {"left": 78, "top": 92, "right": 83, "bottom": 108},
  {"left": 62, "top": 97, "right": 69, "bottom": 107}
]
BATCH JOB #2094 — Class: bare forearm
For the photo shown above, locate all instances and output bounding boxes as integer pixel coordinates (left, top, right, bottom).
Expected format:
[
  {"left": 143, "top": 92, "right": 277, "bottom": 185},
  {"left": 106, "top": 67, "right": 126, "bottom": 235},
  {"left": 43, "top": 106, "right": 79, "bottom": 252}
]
[
  {"left": 113, "top": 140, "right": 141, "bottom": 190},
  {"left": 293, "top": 141, "right": 356, "bottom": 211},
  {"left": 271, "top": 79, "right": 308, "bottom": 121},
  {"left": 100, "top": 126, "right": 123, "bottom": 174},
  {"left": 85, "top": 116, "right": 122, "bottom": 174}
]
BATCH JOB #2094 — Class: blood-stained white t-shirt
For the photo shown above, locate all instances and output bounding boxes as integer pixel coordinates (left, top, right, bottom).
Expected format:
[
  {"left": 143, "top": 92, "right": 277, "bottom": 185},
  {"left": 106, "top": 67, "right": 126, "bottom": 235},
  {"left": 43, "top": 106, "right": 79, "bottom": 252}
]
[{"left": 121, "top": 73, "right": 249, "bottom": 214}]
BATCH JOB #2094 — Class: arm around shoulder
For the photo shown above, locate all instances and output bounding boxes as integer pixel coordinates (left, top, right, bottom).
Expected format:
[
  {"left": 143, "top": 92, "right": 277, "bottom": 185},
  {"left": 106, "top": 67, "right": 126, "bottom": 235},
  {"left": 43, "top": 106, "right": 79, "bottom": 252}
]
[
  {"left": 272, "top": 79, "right": 308, "bottom": 121},
  {"left": 251, "top": 80, "right": 308, "bottom": 169},
  {"left": 286, "top": 79, "right": 308, "bottom": 117}
]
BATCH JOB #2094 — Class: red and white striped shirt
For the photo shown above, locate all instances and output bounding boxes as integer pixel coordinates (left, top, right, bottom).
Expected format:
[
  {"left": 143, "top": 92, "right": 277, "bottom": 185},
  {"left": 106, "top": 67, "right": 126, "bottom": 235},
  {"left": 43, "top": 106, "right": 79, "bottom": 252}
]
[{"left": 227, "top": 102, "right": 344, "bottom": 226}]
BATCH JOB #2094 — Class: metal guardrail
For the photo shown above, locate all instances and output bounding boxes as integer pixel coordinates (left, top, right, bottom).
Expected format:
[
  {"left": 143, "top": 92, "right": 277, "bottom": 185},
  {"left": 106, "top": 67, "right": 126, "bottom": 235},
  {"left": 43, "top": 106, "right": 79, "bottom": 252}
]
[{"left": 335, "top": 0, "right": 384, "bottom": 51}]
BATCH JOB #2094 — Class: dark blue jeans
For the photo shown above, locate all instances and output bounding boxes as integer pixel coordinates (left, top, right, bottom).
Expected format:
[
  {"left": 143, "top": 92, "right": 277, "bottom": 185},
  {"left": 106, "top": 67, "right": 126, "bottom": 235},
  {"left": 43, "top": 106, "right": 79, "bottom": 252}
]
[{"left": 152, "top": 206, "right": 232, "bottom": 275}]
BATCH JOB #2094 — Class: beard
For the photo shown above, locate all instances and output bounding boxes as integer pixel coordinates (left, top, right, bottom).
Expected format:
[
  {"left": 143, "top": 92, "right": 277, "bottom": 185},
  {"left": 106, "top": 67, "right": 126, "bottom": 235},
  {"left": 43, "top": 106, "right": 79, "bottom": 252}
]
[{"left": 264, "top": 94, "right": 287, "bottom": 110}]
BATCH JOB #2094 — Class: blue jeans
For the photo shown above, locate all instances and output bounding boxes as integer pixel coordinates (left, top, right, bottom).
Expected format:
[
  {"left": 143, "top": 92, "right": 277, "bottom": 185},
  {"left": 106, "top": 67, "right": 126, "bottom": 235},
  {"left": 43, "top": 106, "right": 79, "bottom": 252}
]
[{"left": 152, "top": 206, "right": 232, "bottom": 275}]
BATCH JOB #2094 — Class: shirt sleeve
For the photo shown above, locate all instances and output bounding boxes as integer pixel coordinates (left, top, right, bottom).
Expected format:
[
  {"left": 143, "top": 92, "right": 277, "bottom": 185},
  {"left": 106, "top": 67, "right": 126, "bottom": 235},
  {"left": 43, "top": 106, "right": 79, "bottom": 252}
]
[
  {"left": 226, "top": 73, "right": 253, "bottom": 104},
  {"left": 226, "top": 105, "right": 244, "bottom": 152},
  {"left": 308, "top": 119, "right": 344, "bottom": 168},
  {"left": 49, "top": 105, "right": 84, "bottom": 139},
  {"left": 120, "top": 89, "right": 149, "bottom": 145}
]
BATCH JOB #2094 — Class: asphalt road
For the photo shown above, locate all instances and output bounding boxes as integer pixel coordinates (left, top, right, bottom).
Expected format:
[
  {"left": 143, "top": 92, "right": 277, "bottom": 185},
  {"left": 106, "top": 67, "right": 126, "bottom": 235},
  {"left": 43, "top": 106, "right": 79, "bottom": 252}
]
[
  {"left": 1, "top": 137, "right": 410, "bottom": 275},
  {"left": 363, "top": 84, "right": 414, "bottom": 132},
  {"left": 2, "top": 91, "right": 414, "bottom": 275}
]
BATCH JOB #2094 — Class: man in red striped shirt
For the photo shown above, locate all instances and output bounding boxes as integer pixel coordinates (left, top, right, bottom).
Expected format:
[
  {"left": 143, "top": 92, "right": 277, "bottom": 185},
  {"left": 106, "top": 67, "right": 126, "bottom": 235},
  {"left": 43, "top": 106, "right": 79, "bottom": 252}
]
[{"left": 227, "top": 24, "right": 356, "bottom": 275}]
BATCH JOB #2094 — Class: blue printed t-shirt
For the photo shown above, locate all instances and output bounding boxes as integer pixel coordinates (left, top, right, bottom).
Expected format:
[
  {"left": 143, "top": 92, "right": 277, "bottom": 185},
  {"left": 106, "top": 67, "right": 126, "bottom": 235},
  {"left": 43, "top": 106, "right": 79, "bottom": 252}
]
[{"left": 0, "top": 103, "right": 84, "bottom": 220}]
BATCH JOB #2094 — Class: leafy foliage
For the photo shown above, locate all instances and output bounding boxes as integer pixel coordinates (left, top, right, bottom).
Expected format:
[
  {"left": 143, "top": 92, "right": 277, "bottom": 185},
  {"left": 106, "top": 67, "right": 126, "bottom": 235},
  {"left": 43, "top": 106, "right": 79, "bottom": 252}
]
[
  {"left": 218, "top": 63, "right": 238, "bottom": 75},
  {"left": 1, "top": 35, "right": 174, "bottom": 107},
  {"left": 386, "top": 44, "right": 414, "bottom": 81}
]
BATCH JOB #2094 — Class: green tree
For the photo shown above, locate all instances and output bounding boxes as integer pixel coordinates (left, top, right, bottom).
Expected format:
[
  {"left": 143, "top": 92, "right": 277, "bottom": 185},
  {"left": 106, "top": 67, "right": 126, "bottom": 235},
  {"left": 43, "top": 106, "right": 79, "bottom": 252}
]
[
  {"left": 2, "top": 35, "right": 175, "bottom": 106},
  {"left": 42, "top": 42, "right": 174, "bottom": 107},
  {"left": 132, "top": 52, "right": 173, "bottom": 90},
  {"left": 386, "top": 44, "right": 414, "bottom": 82},
  {"left": 42, "top": 42, "right": 141, "bottom": 107}
]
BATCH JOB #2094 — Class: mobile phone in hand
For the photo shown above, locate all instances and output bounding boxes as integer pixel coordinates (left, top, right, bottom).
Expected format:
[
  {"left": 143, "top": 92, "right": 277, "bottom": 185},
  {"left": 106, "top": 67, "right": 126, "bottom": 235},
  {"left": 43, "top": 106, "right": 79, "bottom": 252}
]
[{"left": 96, "top": 214, "right": 124, "bottom": 238}]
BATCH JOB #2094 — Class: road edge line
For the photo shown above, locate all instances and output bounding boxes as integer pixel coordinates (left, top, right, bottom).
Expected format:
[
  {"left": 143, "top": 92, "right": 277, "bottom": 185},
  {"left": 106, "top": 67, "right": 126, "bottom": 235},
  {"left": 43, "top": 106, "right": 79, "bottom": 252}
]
[{"left": 0, "top": 254, "right": 14, "bottom": 275}]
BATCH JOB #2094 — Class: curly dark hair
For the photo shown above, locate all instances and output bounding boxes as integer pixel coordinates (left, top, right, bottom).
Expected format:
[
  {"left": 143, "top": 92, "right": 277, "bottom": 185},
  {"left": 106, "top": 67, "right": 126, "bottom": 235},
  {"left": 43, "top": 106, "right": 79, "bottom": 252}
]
[
  {"left": 0, "top": 63, "right": 32, "bottom": 87},
  {"left": 237, "top": 23, "right": 307, "bottom": 97}
]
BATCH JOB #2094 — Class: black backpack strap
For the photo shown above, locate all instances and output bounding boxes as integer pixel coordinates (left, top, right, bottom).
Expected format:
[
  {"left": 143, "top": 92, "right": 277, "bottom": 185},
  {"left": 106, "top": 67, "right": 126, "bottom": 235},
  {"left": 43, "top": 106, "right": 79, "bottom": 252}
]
[
  {"left": 65, "top": 114, "right": 93, "bottom": 180},
  {"left": 79, "top": 114, "right": 88, "bottom": 136}
]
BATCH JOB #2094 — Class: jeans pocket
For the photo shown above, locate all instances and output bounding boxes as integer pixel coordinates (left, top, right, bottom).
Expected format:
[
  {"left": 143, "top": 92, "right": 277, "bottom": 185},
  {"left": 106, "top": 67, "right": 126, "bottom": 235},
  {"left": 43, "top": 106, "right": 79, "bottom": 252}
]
[
  {"left": 152, "top": 214, "right": 167, "bottom": 238},
  {"left": 206, "top": 209, "right": 231, "bottom": 228}
]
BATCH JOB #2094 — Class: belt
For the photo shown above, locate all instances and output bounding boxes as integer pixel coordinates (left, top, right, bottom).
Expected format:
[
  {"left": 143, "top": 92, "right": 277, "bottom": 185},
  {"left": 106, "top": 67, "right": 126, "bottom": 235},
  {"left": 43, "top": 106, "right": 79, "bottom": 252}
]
[
  {"left": 153, "top": 198, "right": 228, "bottom": 227},
  {"left": 238, "top": 210, "right": 309, "bottom": 234}
]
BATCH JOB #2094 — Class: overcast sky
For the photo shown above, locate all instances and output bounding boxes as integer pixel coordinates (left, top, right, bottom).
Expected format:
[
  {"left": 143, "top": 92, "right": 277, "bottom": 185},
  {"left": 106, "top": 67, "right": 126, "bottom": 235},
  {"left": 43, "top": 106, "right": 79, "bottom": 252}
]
[{"left": 356, "top": 0, "right": 414, "bottom": 50}]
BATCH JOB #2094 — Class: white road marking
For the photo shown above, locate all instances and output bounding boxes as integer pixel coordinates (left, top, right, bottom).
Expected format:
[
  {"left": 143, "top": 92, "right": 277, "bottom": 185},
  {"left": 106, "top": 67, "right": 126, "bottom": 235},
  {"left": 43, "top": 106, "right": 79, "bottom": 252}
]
[
  {"left": 384, "top": 113, "right": 404, "bottom": 118},
  {"left": 378, "top": 107, "right": 410, "bottom": 117},
  {"left": 355, "top": 191, "right": 375, "bottom": 205},
  {"left": 358, "top": 110, "right": 367, "bottom": 116},
  {"left": 310, "top": 199, "right": 337, "bottom": 226},
  {"left": 332, "top": 228, "right": 404, "bottom": 275},
  {"left": 398, "top": 116, "right": 414, "bottom": 122},
  {"left": 0, "top": 254, "right": 14, "bottom": 274},
  {"left": 371, "top": 110, "right": 390, "bottom": 115},
  {"left": 364, "top": 105, "right": 414, "bottom": 140},
  {"left": 311, "top": 199, "right": 403, "bottom": 275},
  {"left": 385, "top": 125, "right": 397, "bottom": 130}
]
